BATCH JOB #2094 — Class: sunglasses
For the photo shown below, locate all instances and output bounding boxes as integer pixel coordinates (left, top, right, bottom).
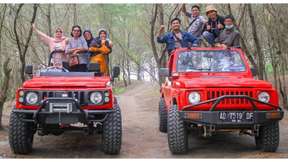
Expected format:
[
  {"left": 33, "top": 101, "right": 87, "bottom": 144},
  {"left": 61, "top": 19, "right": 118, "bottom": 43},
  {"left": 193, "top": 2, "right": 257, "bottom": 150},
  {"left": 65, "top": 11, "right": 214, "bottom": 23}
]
[
  {"left": 73, "top": 29, "right": 80, "bottom": 32},
  {"left": 56, "top": 30, "right": 62, "bottom": 33}
]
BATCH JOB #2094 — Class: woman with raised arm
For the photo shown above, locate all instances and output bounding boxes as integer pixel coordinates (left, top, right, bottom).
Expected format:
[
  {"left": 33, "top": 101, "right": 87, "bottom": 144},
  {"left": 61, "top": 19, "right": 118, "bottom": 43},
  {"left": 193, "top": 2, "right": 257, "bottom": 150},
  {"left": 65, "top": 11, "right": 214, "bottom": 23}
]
[
  {"left": 32, "top": 23, "right": 68, "bottom": 52},
  {"left": 33, "top": 23, "right": 69, "bottom": 67}
]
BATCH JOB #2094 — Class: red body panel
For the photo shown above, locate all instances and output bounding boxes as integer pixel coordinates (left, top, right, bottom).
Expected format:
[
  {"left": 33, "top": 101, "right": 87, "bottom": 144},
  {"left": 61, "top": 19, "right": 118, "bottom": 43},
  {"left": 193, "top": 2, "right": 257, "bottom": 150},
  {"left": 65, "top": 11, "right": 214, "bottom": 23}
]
[
  {"left": 23, "top": 76, "right": 110, "bottom": 88},
  {"left": 161, "top": 48, "right": 280, "bottom": 111},
  {"left": 15, "top": 75, "right": 114, "bottom": 110}
]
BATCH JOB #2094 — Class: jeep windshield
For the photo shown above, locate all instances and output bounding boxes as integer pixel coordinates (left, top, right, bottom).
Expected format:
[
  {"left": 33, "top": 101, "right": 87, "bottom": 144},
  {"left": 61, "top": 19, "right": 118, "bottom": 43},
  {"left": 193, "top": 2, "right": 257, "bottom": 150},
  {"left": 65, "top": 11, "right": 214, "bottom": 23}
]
[{"left": 177, "top": 50, "right": 246, "bottom": 72}]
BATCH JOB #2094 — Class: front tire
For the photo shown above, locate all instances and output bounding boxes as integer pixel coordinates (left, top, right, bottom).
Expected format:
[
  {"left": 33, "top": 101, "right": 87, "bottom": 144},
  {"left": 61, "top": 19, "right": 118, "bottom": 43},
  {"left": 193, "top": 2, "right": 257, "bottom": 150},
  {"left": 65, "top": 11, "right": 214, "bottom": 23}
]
[
  {"left": 102, "top": 103, "right": 122, "bottom": 155},
  {"left": 255, "top": 122, "right": 279, "bottom": 152},
  {"left": 167, "top": 105, "right": 188, "bottom": 154},
  {"left": 159, "top": 98, "right": 167, "bottom": 133},
  {"left": 9, "top": 111, "right": 35, "bottom": 154}
]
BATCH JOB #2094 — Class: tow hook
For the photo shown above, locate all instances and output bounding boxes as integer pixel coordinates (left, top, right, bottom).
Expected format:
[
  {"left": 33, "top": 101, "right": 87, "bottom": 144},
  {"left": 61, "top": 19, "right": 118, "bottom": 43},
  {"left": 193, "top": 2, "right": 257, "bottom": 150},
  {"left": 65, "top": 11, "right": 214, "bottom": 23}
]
[
  {"left": 203, "top": 125, "right": 216, "bottom": 137},
  {"left": 253, "top": 124, "right": 260, "bottom": 136}
]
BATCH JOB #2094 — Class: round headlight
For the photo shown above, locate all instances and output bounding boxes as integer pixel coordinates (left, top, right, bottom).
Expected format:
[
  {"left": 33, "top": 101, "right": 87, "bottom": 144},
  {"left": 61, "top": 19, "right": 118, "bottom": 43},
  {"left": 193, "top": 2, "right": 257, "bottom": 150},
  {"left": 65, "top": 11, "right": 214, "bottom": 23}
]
[
  {"left": 25, "top": 92, "right": 38, "bottom": 105},
  {"left": 188, "top": 92, "right": 201, "bottom": 104},
  {"left": 90, "top": 92, "right": 103, "bottom": 104},
  {"left": 258, "top": 92, "right": 270, "bottom": 103}
]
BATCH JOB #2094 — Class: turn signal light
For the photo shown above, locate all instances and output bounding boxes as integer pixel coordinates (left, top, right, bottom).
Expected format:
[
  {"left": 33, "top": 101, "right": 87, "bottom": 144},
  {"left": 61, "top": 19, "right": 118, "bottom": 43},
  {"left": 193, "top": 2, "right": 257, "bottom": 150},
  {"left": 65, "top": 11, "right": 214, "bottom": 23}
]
[
  {"left": 186, "top": 112, "right": 202, "bottom": 120},
  {"left": 266, "top": 112, "right": 282, "bottom": 119}
]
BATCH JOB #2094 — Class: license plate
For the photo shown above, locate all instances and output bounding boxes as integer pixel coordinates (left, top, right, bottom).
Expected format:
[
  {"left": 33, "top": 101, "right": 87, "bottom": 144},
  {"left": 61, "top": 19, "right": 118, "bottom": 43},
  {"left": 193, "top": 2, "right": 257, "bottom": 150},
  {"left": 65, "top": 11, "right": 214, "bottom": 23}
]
[
  {"left": 49, "top": 103, "right": 73, "bottom": 113},
  {"left": 219, "top": 112, "right": 254, "bottom": 123}
]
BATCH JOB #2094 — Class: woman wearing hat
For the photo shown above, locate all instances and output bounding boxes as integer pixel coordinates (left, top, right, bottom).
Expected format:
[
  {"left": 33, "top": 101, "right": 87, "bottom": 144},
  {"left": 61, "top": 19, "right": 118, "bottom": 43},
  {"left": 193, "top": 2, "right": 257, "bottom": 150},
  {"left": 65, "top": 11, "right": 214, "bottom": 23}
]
[{"left": 202, "top": 5, "right": 225, "bottom": 45}]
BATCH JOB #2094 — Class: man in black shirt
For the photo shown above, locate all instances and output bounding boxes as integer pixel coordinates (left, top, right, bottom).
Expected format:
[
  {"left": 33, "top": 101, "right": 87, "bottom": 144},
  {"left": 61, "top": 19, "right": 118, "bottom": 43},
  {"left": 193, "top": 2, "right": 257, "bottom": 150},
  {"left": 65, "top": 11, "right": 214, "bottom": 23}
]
[{"left": 202, "top": 5, "right": 225, "bottom": 45}]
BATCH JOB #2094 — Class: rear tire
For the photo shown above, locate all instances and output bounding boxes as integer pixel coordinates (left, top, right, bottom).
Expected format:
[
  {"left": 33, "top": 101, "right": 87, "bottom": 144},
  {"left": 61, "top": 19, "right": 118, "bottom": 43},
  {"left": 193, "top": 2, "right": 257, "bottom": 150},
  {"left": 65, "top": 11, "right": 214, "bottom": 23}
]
[
  {"left": 255, "top": 122, "right": 279, "bottom": 152},
  {"left": 167, "top": 105, "right": 188, "bottom": 154},
  {"left": 9, "top": 111, "right": 35, "bottom": 154},
  {"left": 102, "top": 103, "right": 122, "bottom": 155},
  {"left": 159, "top": 98, "right": 167, "bottom": 133}
]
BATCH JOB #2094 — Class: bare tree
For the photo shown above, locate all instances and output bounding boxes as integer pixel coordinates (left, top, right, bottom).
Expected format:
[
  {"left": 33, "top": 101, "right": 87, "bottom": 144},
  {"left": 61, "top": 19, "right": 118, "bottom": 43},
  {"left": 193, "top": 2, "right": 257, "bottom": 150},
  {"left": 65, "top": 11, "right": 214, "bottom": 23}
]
[
  {"left": 226, "top": 4, "right": 257, "bottom": 69},
  {"left": 150, "top": 4, "right": 166, "bottom": 84},
  {"left": 0, "top": 59, "right": 12, "bottom": 129},
  {"left": 13, "top": 4, "right": 38, "bottom": 83},
  {"left": 0, "top": 4, "right": 7, "bottom": 56},
  {"left": 247, "top": 4, "right": 265, "bottom": 79},
  {"left": 73, "top": 4, "right": 77, "bottom": 25}
]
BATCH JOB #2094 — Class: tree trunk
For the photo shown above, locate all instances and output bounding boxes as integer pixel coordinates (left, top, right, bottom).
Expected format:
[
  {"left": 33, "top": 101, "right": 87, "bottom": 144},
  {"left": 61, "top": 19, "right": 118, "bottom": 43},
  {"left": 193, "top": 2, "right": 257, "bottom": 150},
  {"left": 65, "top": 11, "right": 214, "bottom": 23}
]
[
  {"left": 121, "top": 59, "right": 128, "bottom": 87},
  {"left": 14, "top": 4, "right": 38, "bottom": 83},
  {"left": 0, "top": 59, "right": 12, "bottom": 129},
  {"left": 47, "top": 4, "right": 52, "bottom": 37},
  {"left": 137, "top": 64, "right": 142, "bottom": 81},
  {"left": 73, "top": 4, "right": 77, "bottom": 25},
  {"left": 226, "top": 4, "right": 257, "bottom": 68},
  {"left": 247, "top": 4, "right": 265, "bottom": 80},
  {"left": 126, "top": 31, "right": 131, "bottom": 85},
  {"left": 0, "top": 4, "right": 7, "bottom": 55},
  {"left": 0, "top": 5, "right": 8, "bottom": 129},
  {"left": 150, "top": 4, "right": 160, "bottom": 70},
  {"left": 150, "top": 4, "right": 167, "bottom": 85}
]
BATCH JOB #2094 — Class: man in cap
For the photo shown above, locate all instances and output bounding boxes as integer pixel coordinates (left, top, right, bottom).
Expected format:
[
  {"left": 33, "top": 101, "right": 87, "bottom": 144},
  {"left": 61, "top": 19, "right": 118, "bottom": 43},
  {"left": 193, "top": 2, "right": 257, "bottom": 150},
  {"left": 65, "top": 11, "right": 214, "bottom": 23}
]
[{"left": 202, "top": 5, "right": 225, "bottom": 46}]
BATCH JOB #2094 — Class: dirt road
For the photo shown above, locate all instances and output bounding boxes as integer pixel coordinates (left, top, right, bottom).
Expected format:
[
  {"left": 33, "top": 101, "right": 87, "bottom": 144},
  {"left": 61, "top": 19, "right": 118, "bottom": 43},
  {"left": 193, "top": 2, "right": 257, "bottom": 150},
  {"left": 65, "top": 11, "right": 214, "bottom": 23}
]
[{"left": 0, "top": 82, "right": 288, "bottom": 158}]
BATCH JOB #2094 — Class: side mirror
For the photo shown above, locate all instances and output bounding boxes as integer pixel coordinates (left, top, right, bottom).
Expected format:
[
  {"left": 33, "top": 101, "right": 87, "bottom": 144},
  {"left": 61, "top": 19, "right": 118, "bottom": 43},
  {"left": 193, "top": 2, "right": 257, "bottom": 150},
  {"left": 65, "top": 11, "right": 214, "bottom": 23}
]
[
  {"left": 25, "top": 65, "right": 33, "bottom": 75},
  {"left": 250, "top": 67, "right": 258, "bottom": 76},
  {"left": 159, "top": 68, "right": 169, "bottom": 77},
  {"left": 112, "top": 66, "right": 120, "bottom": 78},
  {"left": 88, "top": 63, "right": 101, "bottom": 73}
]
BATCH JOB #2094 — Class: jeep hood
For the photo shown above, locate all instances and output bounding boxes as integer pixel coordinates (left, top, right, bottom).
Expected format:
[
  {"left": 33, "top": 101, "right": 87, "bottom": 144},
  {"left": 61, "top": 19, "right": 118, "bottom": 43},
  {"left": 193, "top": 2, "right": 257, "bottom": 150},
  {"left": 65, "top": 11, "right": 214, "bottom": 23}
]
[
  {"left": 23, "top": 76, "right": 110, "bottom": 88},
  {"left": 177, "top": 76, "right": 272, "bottom": 88}
]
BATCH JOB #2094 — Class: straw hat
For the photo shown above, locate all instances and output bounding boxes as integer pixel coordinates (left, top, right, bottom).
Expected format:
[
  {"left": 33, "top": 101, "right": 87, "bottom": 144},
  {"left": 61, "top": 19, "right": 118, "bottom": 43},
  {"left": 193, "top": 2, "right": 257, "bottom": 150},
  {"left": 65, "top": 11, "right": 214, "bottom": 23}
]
[{"left": 205, "top": 5, "right": 217, "bottom": 14}]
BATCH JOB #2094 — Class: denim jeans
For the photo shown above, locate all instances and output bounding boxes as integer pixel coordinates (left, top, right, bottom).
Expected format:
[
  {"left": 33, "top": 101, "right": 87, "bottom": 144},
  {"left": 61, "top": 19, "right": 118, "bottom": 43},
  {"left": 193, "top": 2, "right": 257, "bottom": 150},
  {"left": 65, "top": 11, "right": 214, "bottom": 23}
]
[
  {"left": 78, "top": 52, "right": 91, "bottom": 65},
  {"left": 202, "top": 31, "right": 216, "bottom": 45}
]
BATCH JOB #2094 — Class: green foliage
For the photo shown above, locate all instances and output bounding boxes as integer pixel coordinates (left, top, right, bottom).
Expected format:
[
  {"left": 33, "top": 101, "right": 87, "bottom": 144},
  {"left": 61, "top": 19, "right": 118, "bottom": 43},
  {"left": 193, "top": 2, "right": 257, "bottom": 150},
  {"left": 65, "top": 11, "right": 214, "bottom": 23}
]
[
  {"left": 265, "top": 63, "right": 273, "bottom": 74},
  {"left": 113, "top": 87, "right": 126, "bottom": 95}
]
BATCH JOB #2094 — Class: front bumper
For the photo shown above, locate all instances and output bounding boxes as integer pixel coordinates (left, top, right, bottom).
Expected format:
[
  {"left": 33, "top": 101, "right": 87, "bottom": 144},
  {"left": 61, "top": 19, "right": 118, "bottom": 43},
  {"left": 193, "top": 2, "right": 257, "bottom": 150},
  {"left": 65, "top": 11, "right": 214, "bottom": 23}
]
[
  {"left": 13, "top": 97, "right": 115, "bottom": 124},
  {"left": 180, "top": 95, "right": 284, "bottom": 128},
  {"left": 180, "top": 110, "right": 283, "bottom": 128}
]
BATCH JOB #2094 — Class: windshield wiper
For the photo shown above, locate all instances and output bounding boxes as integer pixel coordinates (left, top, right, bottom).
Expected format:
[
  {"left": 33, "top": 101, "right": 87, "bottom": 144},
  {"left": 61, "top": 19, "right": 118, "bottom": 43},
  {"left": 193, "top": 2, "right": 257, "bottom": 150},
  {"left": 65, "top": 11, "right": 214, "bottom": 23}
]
[
  {"left": 194, "top": 68, "right": 211, "bottom": 71},
  {"left": 186, "top": 68, "right": 211, "bottom": 72}
]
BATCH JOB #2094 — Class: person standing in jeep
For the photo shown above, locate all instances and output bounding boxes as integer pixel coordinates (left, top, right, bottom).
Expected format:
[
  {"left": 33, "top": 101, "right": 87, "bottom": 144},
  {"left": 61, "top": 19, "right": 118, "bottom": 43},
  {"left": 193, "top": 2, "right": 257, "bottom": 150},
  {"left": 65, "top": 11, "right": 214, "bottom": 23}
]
[
  {"left": 214, "top": 15, "right": 241, "bottom": 48},
  {"left": 89, "top": 29, "right": 112, "bottom": 76},
  {"left": 66, "top": 25, "right": 89, "bottom": 72},
  {"left": 32, "top": 23, "right": 69, "bottom": 66},
  {"left": 202, "top": 5, "right": 225, "bottom": 45},
  {"left": 83, "top": 29, "right": 94, "bottom": 47},
  {"left": 181, "top": 4, "right": 206, "bottom": 38},
  {"left": 157, "top": 17, "right": 199, "bottom": 55},
  {"left": 32, "top": 23, "right": 69, "bottom": 52}
]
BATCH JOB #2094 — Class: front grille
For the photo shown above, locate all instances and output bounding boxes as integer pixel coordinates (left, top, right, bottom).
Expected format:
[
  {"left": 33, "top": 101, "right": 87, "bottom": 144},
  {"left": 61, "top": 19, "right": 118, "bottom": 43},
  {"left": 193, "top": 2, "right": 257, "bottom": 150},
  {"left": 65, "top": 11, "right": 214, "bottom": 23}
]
[
  {"left": 41, "top": 91, "right": 86, "bottom": 105},
  {"left": 207, "top": 88, "right": 254, "bottom": 105}
]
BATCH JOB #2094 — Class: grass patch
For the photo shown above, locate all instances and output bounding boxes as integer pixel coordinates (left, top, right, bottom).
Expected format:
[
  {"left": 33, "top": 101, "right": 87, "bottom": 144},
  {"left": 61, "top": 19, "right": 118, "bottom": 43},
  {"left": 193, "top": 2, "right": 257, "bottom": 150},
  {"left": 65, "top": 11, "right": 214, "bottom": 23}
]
[{"left": 113, "top": 87, "right": 126, "bottom": 95}]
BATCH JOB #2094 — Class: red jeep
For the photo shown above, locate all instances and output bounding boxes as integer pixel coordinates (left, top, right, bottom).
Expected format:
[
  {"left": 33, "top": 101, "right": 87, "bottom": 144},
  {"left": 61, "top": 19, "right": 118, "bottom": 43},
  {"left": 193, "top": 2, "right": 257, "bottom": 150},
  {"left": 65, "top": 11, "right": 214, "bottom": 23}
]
[
  {"left": 9, "top": 51, "right": 122, "bottom": 155},
  {"left": 159, "top": 48, "right": 284, "bottom": 154}
]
